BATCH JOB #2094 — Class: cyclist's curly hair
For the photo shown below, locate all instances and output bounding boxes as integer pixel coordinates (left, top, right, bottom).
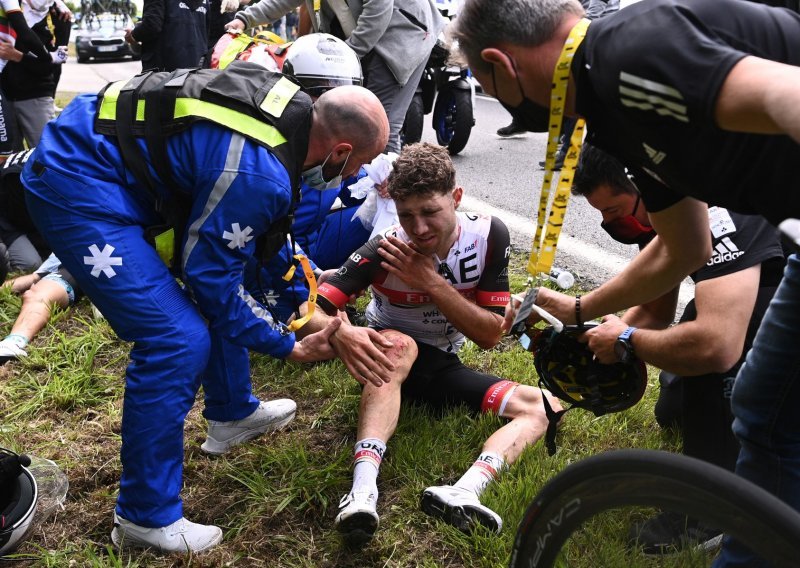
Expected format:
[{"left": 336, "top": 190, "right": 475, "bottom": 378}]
[{"left": 387, "top": 143, "right": 456, "bottom": 201}]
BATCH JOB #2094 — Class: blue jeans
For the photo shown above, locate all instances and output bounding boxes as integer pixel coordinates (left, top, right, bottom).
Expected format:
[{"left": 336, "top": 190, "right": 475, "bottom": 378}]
[{"left": 714, "top": 254, "right": 800, "bottom": 567}]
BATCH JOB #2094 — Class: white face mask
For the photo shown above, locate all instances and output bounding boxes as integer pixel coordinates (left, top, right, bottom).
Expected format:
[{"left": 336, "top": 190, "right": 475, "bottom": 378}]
[{"left": 302, "top": 149, "right": 352, "bottom": 191}]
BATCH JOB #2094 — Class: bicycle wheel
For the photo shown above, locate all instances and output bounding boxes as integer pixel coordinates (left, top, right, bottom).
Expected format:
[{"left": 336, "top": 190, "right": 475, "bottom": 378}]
[{"left": 510, "top": 449, "right": 800, "bottom": 568}]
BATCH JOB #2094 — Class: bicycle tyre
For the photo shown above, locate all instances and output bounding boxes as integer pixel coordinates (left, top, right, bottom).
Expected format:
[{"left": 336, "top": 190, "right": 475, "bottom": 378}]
[
  {"left": 510, "top": 449, "right": 800, "bottom": 568},
  {"left": 432, "top": 85, "right": 473, "bottom": 155},
  {"left": 401, "top": 93, "right": 424, "bottom": 147}
]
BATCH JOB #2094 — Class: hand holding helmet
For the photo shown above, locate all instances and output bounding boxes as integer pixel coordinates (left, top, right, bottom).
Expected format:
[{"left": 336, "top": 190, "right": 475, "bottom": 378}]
[{"left": 509, "top": 298, "right": 647, "bottom": 455}]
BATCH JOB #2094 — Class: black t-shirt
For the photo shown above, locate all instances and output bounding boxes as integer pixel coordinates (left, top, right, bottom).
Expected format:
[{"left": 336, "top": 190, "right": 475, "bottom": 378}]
[
  {"left": 574, "top": 0, "right": 800, "bottom": 226},
  {"left": 690, "top": 207, "right": 784, "bottom": 284}
]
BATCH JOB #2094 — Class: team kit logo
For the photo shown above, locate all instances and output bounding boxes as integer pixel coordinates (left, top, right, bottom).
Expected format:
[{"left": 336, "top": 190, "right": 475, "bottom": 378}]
[{"left": 707, "top": 237, "right": 744, "bottom": 266}]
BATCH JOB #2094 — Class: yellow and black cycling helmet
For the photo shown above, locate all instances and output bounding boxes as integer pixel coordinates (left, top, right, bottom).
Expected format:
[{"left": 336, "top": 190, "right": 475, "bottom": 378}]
[{"left": 521, "top": 324, "right": 647, "bottom": 454}]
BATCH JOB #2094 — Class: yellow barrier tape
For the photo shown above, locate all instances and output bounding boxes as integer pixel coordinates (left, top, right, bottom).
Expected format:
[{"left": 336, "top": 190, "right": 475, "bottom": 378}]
[
  {"left": 528, "top": 18, "right": 590, "bottom": 278},
  {"left": 285, "top": 254, "right": 317, "bottom": 332}
]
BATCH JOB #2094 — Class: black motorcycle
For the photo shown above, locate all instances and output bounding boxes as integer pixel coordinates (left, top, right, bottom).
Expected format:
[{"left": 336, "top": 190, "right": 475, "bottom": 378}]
[{"left": 401, "top": 39, "right": 475, "bottom": 155}]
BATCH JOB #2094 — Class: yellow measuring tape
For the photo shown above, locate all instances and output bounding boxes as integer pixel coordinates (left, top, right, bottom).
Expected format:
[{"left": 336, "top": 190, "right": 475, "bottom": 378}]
[
  {"left": 528, "top": 18, "right": 591, "bottom": 278},
  {"left": 282, "top": 253, "right": 318, "bottom": 332}
]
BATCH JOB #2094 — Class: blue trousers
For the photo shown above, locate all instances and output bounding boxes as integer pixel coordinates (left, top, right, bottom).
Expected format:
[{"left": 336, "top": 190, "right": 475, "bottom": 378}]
[
  {"left": 25, "top": 181, "right": 258, "bottom": 527},
  {"left": 715, "top": 254, "right": 800, "bottom": 567}
]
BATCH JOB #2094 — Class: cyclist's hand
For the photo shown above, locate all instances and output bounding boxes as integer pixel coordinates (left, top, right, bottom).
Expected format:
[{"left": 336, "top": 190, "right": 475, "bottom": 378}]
[
  {"left": 501, "top": 292, "right": 524, "bottom": 334},
  {"left": 582, "top": 314, "right": 627, "bottom": 363},
  {"left": 378, "top": 236, "right": 437, "bottom": 288}
]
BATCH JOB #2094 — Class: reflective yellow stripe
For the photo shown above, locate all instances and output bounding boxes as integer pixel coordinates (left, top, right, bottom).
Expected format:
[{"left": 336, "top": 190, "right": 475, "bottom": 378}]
[
  {"left": 173, "top": 98, "right": 287, "bottom": 147},
  {"left": 219, "top": 33, "right": 253, "bottom": 70},
  {"left": 99, "top": 89, "right": 287, "bottom": 148},
  {"left": 97, "top": 80, "right": 126, "bottom": 120},
  {"left": 98, "top": 80, "right": 147, "bottom": 121},
  {"left": 260, "top": 76, "right": 301, "bottom": 118},
  {"left": 153, "top": 228, "right": 175, "bottom": 267}
]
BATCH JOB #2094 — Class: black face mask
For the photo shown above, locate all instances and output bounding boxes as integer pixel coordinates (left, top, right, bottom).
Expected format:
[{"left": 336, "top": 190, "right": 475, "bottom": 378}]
[{"left": 492, "top": 61, "right": 551, "bottom": 133}]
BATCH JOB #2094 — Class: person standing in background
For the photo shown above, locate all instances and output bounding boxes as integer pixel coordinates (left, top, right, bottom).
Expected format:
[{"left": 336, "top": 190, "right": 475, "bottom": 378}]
[
  {"left": 126, "top": 0, "right": 208, "bottom": 71},
  {"left": 225, "top": 0, "right": 446, "bottom": 153}
]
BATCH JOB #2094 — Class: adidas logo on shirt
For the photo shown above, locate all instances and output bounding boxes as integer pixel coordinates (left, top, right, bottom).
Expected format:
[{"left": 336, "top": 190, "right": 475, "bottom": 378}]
[{"left": 707, "top": 237, "right": 744, "bottom": 266}]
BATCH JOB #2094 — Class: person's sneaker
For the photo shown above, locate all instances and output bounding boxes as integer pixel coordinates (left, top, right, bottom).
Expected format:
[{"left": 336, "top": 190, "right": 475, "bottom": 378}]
[
  {"left": 421, "top": 485, "right": 502, "bottom": 534},
  {"left": 538, "top": 156, "right": 565, "bottom": 171},
  {"left": 628, "top": 511, "right": 722, "bottom": 555},
  {"left": 201, "top": 399, "right": 296, "bottom": 455},
  {"left": 496, "top": 121, "right": 527, "bottom": 137},
  {"left": 111, "top": 512, "right": 223, "bottom": 553},
  {"left": 335, "top": 489, "right": 379, "bottom": 544},
  {"left": 0, "top": 340, "right": 27, "bottom": 364}
]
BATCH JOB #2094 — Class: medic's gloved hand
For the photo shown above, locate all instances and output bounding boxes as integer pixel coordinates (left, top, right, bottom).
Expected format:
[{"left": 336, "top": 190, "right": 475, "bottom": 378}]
[{"left": 220, "top": 0, "right": 239, "bottom": 14}]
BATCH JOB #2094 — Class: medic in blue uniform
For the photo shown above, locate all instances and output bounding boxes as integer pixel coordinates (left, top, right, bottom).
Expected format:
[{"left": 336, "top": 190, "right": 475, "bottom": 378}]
[{"left": 19, "top": 64, "right": 389, "bottom": 551}]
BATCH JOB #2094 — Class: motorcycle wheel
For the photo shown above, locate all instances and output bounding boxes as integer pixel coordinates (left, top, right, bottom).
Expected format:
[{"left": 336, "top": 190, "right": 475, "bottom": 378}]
[
  {"left": 401, "top": 93, "right": 425, "bottom": 147},
  {"left": 432, "top": 85, "right": 473, "bottom": 155}
]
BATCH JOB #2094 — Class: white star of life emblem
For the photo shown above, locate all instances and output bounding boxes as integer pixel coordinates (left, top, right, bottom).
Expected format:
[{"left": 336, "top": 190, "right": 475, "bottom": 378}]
[
  {"left": 223, "top": 223, "right": 254, "bottom": 249},
  {"left": 83, "top": 244, "right": 123, "bottom": 278},
  {"left": 264, "top": 290, "right": 278, "bottom": 307}
]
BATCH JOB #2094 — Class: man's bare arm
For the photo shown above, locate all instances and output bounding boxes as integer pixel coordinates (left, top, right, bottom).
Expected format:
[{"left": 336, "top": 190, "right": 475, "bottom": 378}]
[{"left": 715, "top": 56, "right": 800, "bottom": 143}]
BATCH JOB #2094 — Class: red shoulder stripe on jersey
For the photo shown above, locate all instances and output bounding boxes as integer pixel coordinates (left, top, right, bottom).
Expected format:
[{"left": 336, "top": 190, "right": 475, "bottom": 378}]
[
  {"left": 372, "top": 284, "right": 479, "bottom": 305},
  {"left": 475, "top": 290, "right": 511, "bottom": 307},
  {"left": 317, "top": 282, "right": 350, "bottom": 310}
]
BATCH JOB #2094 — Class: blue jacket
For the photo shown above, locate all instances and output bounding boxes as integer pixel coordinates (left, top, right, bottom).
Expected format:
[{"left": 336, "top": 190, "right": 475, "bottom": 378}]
[{"left": 22, "top": 93, "right": 297, "bottom": 358}]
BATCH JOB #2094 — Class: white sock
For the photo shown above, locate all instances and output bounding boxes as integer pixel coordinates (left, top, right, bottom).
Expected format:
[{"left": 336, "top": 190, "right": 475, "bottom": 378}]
[
  {"left": 2, "top": 334, "right": 29, "bottom": 348},
  {"left": 454, "top": 452, "right": 505, "bottom": 498},
  {"left": 351, "top": 438, "right": 386, "bottom": 495}
]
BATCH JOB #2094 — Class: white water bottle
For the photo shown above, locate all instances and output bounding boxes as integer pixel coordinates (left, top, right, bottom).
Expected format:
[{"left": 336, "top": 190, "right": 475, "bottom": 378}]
[{"left": 548, "top": 267, "right": 574, "bottom": 290}]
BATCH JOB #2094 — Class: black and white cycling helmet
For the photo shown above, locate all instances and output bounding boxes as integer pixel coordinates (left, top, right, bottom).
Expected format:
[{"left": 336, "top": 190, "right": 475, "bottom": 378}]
[
  {"left": 0, "top": 448, "right": 38, "bottom": 556},
  {"left": 281, "top": 33, "right": 362, "bottom": 97}
]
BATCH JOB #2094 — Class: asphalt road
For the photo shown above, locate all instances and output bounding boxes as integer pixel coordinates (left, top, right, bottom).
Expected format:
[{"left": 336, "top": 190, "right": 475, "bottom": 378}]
[
  {"left": 56, "top": 59, "right": 692, "bottom": 300},
  {"left": 57, "top": 57, "right": 142, "bottom": 95}
]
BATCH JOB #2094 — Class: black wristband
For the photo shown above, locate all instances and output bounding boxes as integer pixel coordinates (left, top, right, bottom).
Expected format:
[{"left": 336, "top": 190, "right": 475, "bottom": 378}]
[{"left": 575, "top": 295, "right": 583, "bottom": 327}]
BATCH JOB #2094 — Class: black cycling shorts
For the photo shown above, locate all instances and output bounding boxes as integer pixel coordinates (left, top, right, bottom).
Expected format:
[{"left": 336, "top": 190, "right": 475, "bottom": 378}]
[{"left": 402, "top": 340, "right": 509, "bottom": 413}]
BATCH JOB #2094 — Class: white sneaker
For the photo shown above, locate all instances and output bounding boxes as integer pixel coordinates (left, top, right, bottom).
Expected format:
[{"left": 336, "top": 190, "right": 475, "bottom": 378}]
[
  {"left": 0, "top": 340, "right": 27, "bottom": 363},
  {"left": 334, "top": 488, "right": 379, "bottom": 543},
  {"left": 110, "top": 512, "right": 223, "bottom": 553},
  {"left": 201, "top": 399, "right": 296, "bottom": 455},
  {"left": 421, "top": 485, "right": 503, "bottom": 534}
]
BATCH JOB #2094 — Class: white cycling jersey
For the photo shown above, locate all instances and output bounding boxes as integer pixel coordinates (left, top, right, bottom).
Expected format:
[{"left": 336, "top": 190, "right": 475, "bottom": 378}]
[
  {"left": 318, "top": 211, "right": 511, "bottom": 353},
  {"left": 0, "top": 0, "right": 22, "bottom": 72}
]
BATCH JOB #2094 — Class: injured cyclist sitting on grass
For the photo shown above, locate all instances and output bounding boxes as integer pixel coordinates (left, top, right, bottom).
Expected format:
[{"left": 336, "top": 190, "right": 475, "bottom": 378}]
[{"left": 315, "top": 142, "right": 560, "bottom": 543}]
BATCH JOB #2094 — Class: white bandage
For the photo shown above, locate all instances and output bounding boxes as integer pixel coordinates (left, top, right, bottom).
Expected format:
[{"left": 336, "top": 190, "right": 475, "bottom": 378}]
[{"left": 220, "top": 0, "right": 239, "bottom": 14}]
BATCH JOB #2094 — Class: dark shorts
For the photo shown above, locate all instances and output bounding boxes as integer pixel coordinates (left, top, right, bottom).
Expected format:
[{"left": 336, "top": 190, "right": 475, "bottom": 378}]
[{"left": 402, "top": 340, "right": 506, "bottom": 412}]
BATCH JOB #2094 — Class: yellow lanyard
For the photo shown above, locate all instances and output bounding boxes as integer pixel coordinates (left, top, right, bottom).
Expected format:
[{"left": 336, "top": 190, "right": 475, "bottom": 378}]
[
  {"left": 283, "top": 254, "right": 318, "bottom": 332},
  {"left": 528, "top": 18, "right": 591, "bottom": 278}
]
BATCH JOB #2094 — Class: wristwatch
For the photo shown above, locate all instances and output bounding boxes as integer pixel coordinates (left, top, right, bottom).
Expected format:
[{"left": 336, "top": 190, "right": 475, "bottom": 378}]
[{"left": 614, "top": 326, "right": 638, "bottom": 363}]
